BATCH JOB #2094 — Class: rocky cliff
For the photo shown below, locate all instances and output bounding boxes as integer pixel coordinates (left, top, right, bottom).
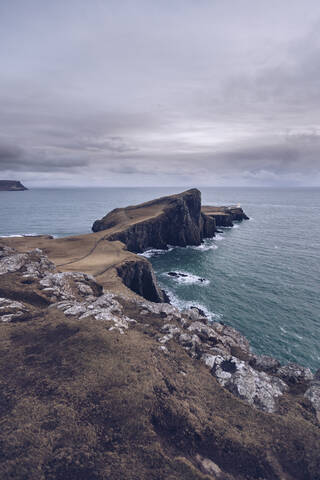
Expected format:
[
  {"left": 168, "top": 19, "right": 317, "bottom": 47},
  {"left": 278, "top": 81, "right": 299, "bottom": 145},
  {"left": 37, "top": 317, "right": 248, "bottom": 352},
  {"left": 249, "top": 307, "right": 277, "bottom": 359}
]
[
  {"left": 0, "top": 245, "right": 319, "bottom": 480},
  {"left": 0, "top": 180, "right": 28, "bottom": 191},
  {"left": 202, "top": 205, "right": 249, "bottom": 227},
  {"left": 0, "top": 190, "right": 249, "bottom": 305},
  {"left": 92, "top": 189, "right": 218, "bottom": 252}
]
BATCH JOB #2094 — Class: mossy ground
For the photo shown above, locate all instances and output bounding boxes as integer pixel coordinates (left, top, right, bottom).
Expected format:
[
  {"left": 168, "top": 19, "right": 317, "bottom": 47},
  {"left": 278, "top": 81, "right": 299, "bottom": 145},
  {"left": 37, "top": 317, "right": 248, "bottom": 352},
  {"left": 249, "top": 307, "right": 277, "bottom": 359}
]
[{"left": 0, "top": 295, "right": 319, "bottom": 480}]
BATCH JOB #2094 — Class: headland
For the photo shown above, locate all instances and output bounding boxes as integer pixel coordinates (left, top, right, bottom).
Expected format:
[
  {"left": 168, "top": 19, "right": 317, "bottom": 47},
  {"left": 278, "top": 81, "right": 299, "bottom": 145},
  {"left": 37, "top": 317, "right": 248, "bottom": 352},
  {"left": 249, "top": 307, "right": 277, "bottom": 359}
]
[{"left": 0, "top": 188, "right": 319, "bottom": 480}]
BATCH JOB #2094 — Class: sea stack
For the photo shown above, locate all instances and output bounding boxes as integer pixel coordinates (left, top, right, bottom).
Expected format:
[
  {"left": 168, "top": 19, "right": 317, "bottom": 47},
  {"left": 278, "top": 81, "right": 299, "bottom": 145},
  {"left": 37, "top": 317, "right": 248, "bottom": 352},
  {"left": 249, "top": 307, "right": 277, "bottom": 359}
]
[{"left": 0, "top": 180, "right": 28, "bottom": 191}]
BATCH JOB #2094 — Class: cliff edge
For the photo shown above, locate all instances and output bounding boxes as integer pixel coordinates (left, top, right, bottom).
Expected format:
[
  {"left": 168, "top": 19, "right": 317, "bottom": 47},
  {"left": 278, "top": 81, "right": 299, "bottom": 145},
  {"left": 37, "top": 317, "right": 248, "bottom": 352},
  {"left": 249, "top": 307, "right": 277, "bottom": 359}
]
[
  {"left": 0, "top": 189, "right": 248, "bottom": 304},
  {"left": 92, "top": 188, "right": 217, "bottom": 252}
]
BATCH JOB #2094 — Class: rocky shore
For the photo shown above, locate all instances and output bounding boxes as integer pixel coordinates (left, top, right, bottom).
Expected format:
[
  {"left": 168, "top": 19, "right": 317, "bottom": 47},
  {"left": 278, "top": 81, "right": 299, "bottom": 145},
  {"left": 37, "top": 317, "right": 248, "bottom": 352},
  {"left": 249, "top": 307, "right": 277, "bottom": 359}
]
[{"left": 0, "top": 189, "right": 319, "bottom": 480}]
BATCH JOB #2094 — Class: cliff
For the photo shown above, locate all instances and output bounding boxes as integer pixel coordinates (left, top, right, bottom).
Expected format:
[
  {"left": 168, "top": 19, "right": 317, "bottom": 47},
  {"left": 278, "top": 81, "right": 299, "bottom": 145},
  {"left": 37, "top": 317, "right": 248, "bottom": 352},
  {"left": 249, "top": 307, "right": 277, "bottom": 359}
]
[
  {"left": 92, "top": 188, "right": 216, "bottom": 252},
  {"left": 0, "top": 189, "right": 248, "bottom": 304},
  {"left": 0, "top": 245, "right": 319, "bottom": 480},
  {"left": 202, "top": 205, "right": 249, "bottom": 227},
  {"left": 0, "top": 180, "right": 28, "bottom": 191}
]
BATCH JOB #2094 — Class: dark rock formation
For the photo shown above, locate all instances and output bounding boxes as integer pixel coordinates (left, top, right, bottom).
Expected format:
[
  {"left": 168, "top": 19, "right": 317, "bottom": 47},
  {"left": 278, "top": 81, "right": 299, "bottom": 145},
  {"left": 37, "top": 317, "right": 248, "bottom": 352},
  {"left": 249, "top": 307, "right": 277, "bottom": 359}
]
[
  {"left": 0, "top": 180, "right": 28, "bottom": 191},
  {"left": 202, "top": 205, "right": 249, "bottom": 227},
  {"left": 92, "top": 189, "right": 218, "bottom": 252},
  {"left": 116, "top": 257, "right": 167, "bottom": 303}
]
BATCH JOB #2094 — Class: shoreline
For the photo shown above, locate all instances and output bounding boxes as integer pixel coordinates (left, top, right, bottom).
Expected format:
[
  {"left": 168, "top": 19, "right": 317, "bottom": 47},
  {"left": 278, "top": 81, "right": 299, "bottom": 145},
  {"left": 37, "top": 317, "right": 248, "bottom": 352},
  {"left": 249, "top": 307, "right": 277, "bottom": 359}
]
[{"left": 1, "top": 188, "right": 320, "bottom": 478}]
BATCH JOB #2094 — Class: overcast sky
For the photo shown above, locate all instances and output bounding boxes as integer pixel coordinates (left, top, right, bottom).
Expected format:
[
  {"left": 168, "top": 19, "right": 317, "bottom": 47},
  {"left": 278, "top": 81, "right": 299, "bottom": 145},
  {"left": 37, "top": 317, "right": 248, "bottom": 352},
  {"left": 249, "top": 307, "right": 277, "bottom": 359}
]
[{"left": 1, "top": 0, "right": 320, "bottom": 187}]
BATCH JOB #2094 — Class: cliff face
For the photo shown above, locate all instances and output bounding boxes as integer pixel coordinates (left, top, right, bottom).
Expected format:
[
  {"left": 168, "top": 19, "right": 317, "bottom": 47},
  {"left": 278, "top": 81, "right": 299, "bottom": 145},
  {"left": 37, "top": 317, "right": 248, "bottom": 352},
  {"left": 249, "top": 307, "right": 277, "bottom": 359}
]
[
  {"left": 202, "top": 205, "right": 249, "bottom": 227},
  {"left": 116, "top": 257, "right": 167, "bottom": 303},
  {"left": 92, "top": 189, "right": 216, "bottom": 253},
  {"left": 0, "top": 180, "right": 27, "bottom": 191},
  {"left": 1, "top": 189, "right": 249, "bottom": 305}
]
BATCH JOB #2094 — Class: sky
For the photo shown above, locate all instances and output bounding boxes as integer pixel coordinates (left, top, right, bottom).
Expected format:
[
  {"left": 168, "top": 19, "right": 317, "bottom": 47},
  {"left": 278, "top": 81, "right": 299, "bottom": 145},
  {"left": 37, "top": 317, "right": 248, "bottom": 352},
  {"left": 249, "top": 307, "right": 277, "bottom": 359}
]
[{"left": 1, "top": 0, "right": 320, "bottom": 187}]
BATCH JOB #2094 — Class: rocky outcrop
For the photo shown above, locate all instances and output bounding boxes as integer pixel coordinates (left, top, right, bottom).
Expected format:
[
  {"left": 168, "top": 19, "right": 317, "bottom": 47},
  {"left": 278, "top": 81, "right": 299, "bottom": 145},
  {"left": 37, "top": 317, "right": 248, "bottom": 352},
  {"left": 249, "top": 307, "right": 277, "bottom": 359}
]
[
  {"left": 92, "top": 189, "right": 218, "bottom": 252},
  {"left": 202, "top": 205, "right": 249, "bottom": 227},
  {"left": 116, "top": 257, "right": 167, "bottom": 303},
  {"left": 0, "top": 180, "right": 28, "bottom": 191}
]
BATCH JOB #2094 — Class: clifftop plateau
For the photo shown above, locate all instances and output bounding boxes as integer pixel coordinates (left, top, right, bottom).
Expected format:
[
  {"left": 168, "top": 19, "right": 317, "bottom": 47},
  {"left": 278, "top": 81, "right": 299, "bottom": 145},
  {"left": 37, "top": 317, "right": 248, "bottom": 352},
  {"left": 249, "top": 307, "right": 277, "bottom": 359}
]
[{"left": 0, "top": 180, "right": 28, "bottom": 191}]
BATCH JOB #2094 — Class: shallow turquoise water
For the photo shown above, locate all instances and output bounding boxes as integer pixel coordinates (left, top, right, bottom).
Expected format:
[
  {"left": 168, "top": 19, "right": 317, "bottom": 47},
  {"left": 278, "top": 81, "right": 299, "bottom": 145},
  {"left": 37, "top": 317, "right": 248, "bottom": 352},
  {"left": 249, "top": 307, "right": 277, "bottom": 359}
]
[{"left": 1, "top": 187, "right": 319, "bottom": 370}]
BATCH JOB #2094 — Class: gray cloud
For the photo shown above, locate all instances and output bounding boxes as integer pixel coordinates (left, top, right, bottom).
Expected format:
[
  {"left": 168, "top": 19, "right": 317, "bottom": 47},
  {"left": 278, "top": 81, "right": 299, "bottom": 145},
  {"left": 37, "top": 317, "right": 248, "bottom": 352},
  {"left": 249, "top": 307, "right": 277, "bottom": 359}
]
[{"left": 0, "top": 0, "right": 320, "bottom": 186}]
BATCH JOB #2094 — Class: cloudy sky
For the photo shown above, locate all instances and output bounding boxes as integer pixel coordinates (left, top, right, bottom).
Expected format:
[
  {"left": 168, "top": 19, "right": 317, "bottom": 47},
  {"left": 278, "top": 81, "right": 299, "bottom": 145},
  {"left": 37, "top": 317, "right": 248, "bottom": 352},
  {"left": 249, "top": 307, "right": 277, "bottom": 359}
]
[{"left": 1, "top": 0, "right": 320, "bottom": 187}]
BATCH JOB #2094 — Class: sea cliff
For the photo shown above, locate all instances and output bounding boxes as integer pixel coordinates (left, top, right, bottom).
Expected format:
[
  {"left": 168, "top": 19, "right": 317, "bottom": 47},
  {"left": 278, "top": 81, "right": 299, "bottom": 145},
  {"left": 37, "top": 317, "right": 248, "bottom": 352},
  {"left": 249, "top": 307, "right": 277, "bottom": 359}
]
[{"left": 0, "top": 189, "right": 319, "bottom": 480}]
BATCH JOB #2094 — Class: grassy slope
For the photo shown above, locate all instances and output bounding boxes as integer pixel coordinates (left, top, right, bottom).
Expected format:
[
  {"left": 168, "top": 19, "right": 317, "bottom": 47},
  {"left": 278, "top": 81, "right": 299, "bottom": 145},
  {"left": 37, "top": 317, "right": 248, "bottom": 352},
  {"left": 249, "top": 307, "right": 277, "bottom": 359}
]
[{"left": 0, "top": 295, "right": 319, "bottom": 480}]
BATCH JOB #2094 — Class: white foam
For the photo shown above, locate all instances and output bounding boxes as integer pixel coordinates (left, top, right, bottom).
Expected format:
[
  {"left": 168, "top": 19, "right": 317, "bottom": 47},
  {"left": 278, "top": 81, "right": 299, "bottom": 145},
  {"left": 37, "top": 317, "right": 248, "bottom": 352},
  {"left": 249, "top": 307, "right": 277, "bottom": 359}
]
[
  {"left": 0, "top": 233, "right": 40, "bottom": 238},
  {"left": 139, "top": 247, "right": 174, "bottom": 258},
  {"left": 164, "top": 289, "right": 222, "bottom": 321},
  {"left": 188, "top": 240, "right": 218, "bottom": 251},
  {"left": 164, "top": 271, "right": 210, "bottom": 286},
  {"left": 214, "top": 234, "right": 225, "bottom": 241}
]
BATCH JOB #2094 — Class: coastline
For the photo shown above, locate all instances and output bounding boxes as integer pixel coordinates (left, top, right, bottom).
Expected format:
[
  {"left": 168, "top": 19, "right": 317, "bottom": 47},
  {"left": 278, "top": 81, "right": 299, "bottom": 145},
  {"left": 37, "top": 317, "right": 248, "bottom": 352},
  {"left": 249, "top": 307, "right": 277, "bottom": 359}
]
[{"left": 0, "top": 188, "right": 319, "bottom": 479}]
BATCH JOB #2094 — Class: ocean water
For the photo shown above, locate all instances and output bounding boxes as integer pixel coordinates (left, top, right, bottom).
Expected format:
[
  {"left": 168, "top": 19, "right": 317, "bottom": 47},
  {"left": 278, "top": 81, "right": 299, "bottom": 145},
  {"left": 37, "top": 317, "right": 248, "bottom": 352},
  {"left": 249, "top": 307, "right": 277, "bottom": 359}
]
[{"left": 1, "top": 187, "right": 319, "bottom": 371}]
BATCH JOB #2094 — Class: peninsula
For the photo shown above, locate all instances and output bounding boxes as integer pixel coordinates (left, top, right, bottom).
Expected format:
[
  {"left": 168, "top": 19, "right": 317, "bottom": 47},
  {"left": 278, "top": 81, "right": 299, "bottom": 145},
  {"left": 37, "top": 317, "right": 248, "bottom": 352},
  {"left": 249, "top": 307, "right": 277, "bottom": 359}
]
[
  {"left": 0, "top": 189, "right": 319, "bottom": 480},
  {"left": 0, "top": 180, "right": 28, "bottom": 191}
]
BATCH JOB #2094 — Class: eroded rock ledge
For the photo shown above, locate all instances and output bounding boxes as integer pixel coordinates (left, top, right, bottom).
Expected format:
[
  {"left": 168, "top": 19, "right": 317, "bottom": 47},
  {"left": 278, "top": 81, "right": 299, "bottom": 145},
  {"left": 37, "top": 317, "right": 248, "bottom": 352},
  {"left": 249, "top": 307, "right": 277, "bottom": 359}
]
[{"left": 0, "top": 245, "right": 319, "bottom": 480}]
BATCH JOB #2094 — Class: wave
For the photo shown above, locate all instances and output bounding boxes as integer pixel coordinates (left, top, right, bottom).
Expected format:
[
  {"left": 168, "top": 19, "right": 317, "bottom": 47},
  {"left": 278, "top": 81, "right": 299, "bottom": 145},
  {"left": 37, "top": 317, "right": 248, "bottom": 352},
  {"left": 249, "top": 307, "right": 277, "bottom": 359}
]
[
  {"left": 214, "top": 233, "right": 225, "bottom": 241},
  {"left": 0, "top": 232, "right": 41, "bottom": 238},
  {"left": 164, "top": 271, "right": 210, "bottom": 285},
  {"left": 187, "top": 240, "right": 218, "bottom": 251},
  {"left": 139, "top": 247, "right": 174, "bottom": 258},
  {"left": 164, "top": 288, "right": 222, "bottom": 322}
]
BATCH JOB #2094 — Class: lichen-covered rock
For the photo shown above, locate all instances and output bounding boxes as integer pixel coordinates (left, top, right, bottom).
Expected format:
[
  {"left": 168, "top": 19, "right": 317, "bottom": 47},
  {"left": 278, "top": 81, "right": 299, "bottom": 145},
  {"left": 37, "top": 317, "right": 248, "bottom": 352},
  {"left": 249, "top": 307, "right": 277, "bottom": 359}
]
[
  {"left": 39, "top": 271, "right": 102, "bottom": 302},
  {"left": 276, "top": 362, "right": 313, "bottom": 385},
  {"left": 54, "top": 292, "right": 136, "bottom": 334},
  {"left": 0, "top": 297, "right": 31, "bottom": 322},
  {"left": 0, "top": 246, "right": 55, "bottom": 277},
  {"left": 304, "top": 381, "right": 320, "bottom": 420},
  {"left": 202, "top": 353, "right": 288, "bottom": 412},
  {"left": 249, "top": 354, "right": 281, "bottom": 373}
]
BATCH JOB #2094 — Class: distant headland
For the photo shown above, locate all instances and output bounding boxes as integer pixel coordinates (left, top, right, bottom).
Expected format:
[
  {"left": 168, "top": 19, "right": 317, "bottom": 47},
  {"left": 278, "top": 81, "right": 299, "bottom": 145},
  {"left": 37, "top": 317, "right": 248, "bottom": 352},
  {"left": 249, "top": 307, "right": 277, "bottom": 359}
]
[{"left": 0, "top": 180, "right": 28, "bottom": 191}]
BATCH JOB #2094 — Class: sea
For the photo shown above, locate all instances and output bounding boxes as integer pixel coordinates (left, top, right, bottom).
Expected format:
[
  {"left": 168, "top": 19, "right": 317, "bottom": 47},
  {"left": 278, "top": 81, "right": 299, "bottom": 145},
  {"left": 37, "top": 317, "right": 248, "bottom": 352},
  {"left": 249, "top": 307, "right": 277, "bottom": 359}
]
[{"left": 1, "top": 186, "right": 319, "bottom": 371}]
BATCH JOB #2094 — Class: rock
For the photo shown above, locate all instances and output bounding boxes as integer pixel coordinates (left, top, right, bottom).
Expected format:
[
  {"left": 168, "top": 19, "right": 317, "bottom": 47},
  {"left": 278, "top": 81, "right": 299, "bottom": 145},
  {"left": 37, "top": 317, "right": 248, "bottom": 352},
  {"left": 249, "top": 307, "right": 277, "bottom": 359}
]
[
  {"left": 0, "top": 297, "right": 31, "bottom": 322},
  {"left": 39, "top": 271, "right": 102, "bottom": 302},
  {"left": 249, "top": 354, "right": 281, "bottom": 373},
  {"left": 202, "top": 354, "right": 288, "bottom": 412},
  {"left": 54, "top": 292, "right": 136, "bottom": 334},
  {"left": 304, "top": 382, "right": 320, "bottom": 420},
  {"left": 190, "top": 306, "right": 207, "bottom": 318},
  {"left": 0, "top": 246, "right": 55, "bottom": 277},
  {"left": 116, "top": 258, "right": 166, "bottom": 303},
  {"left": 0, "top": 180, "right": 28, "bottom": 191},
  {"left": 201, "top": 205, "right": 249, "bottom": 227},
  {"left": 181, "top": 308, "right": 207, "bottom": 323},
  {"left": 92, "top": 189, "right": 219, "bottom": 252},
  {"left": 211, "top": 322, "right": 251, "bottom": 355},
  {"left": 276, "top": 362, "right": 313, "bottom": 385}
]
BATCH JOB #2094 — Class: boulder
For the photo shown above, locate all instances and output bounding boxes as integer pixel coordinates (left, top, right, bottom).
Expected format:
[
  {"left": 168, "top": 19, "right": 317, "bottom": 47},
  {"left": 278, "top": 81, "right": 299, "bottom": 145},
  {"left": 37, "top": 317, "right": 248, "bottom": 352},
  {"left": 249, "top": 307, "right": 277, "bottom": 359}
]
[
  {"left": 276, "top": 362, "right": 313, "bottom": 385},
  {"left": 202, "top": 354, "right": 288, "bottom": 412}
]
